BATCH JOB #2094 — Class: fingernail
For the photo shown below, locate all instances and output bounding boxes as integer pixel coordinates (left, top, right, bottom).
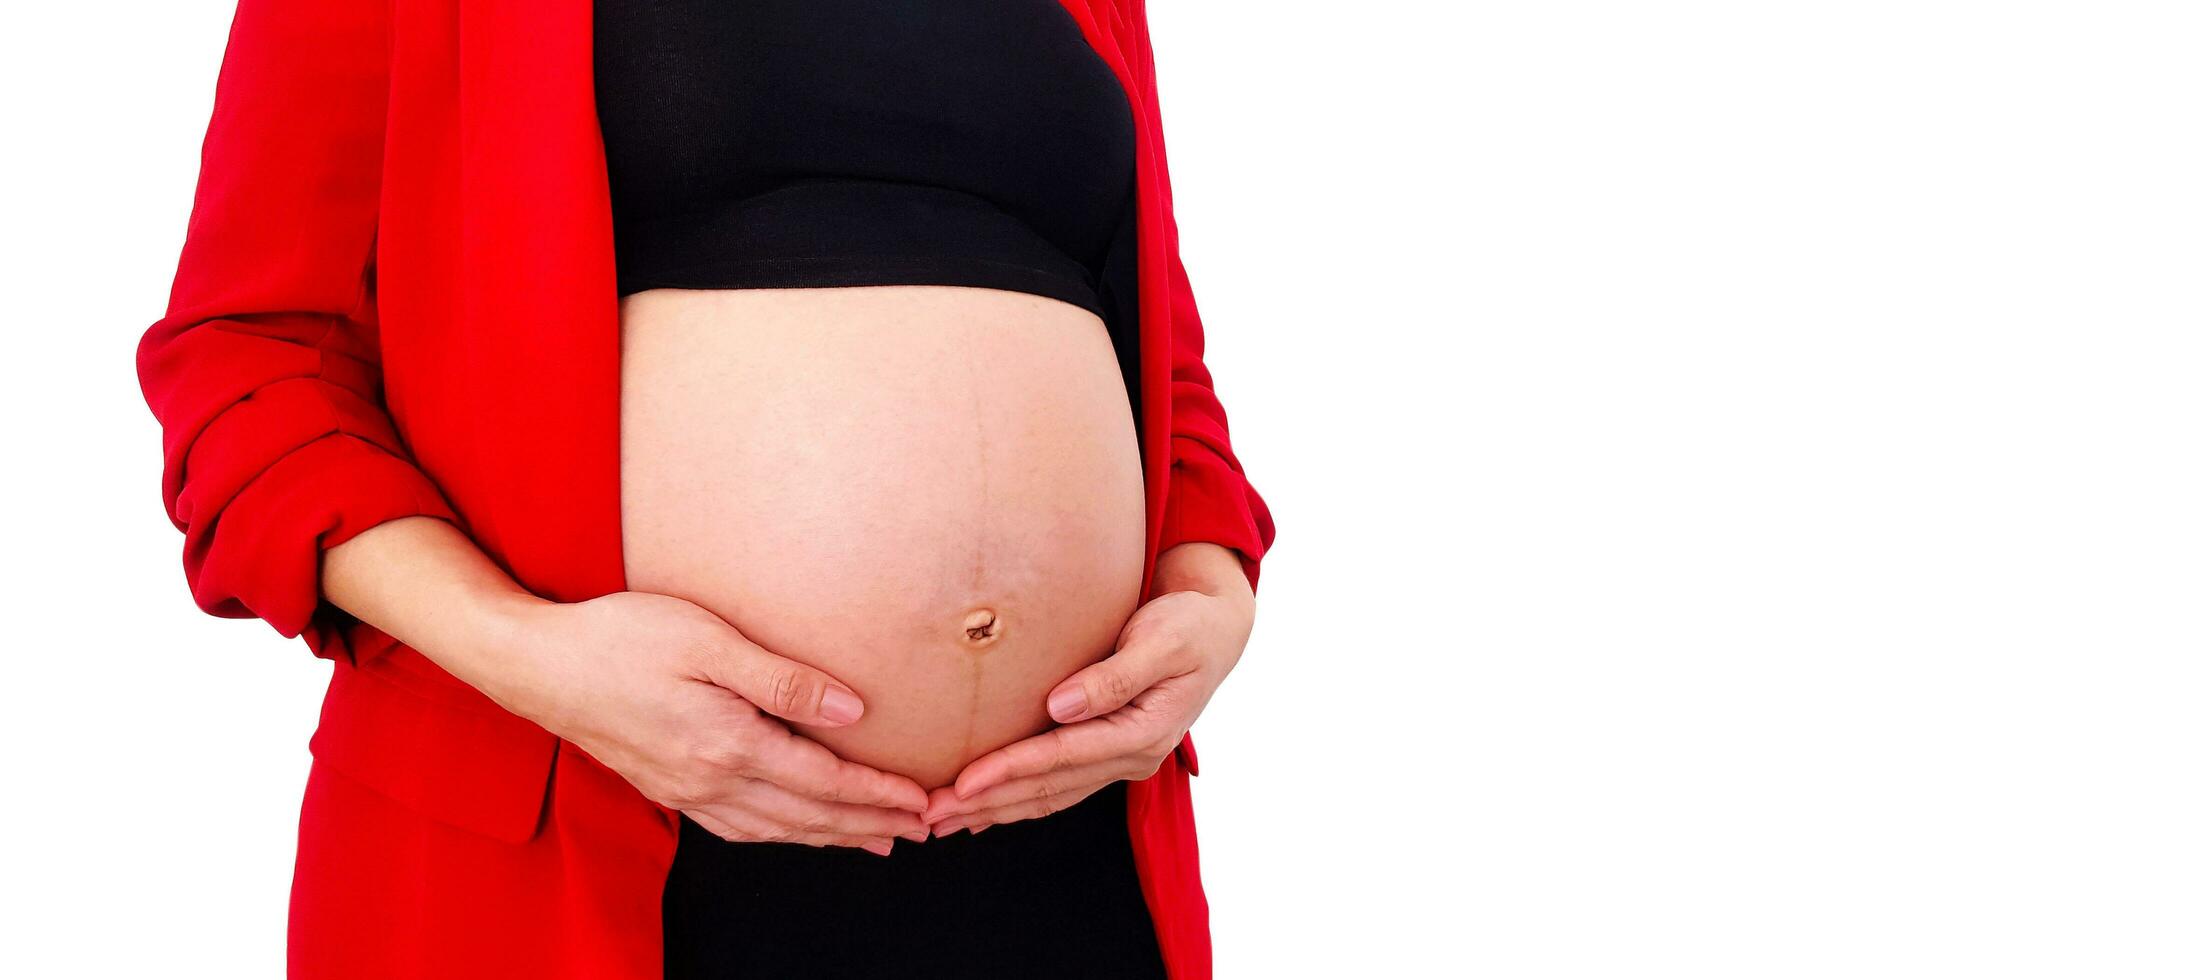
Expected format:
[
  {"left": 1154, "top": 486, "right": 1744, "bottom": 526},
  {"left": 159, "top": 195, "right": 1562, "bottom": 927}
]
[
  {"left": 901, "top": 830, "right": 929, "bottom": 843},
  {"left": 931, "top": 821, "right": 963, "bottom": 837},
  {"left": 1047, "top": 686, "right": 1088, "bottom": 722},
  {"left": 862, "top": 839, "right": 893, "bottom": 857},
  {"left": 970, "top": 823, "right": 992, "bottom": 835},
  {"left": 820, "top": 687, "right": 864, "bottom": 725}
]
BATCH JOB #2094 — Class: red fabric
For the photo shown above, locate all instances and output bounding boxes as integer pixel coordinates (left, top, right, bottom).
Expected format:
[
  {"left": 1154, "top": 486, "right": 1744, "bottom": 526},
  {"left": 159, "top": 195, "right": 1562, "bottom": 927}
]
[{"left": 137, "top": 0, "right": 1275, "bottom": 977}]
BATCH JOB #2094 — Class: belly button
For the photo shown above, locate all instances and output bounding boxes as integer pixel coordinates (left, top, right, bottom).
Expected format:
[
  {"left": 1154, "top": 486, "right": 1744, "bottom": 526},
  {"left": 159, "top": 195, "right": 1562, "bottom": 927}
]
[{"left": 961, "top": 608, "right": 1002, "bottom": 647}]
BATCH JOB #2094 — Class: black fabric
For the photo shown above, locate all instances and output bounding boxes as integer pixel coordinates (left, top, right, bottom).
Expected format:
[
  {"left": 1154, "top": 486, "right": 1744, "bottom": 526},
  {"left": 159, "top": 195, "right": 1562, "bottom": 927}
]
[
  {"left": 593, "top": 0, "right": 1138, "bottom": 319},
  {"left": 661, "top": 780, "right": 1168, "bottom": 980}
]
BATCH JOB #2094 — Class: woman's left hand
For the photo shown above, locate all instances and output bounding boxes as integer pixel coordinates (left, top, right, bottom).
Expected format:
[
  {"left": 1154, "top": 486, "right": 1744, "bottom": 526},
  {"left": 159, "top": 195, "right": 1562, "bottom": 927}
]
[{"left": 923, "top": 542, "right": 1257, "bottom": 836}]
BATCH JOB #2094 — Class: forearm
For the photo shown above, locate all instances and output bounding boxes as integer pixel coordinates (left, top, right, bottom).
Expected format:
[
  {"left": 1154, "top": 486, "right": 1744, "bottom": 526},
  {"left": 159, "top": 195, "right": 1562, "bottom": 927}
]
[{"left": 320, "top": 515, "right": 550, "bottom": 702}]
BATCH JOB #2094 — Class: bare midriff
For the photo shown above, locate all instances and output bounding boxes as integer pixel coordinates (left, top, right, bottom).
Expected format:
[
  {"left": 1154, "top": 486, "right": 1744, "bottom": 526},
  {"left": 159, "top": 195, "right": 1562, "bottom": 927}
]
[{"left": 619, "top": 284, "right": 1147, "bottom": 789}]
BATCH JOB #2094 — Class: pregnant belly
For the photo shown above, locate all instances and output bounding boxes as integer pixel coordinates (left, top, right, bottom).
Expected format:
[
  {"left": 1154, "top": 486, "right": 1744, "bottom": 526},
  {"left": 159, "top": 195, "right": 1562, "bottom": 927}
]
[{"left": 619, "top": 284, "right": 1147, "bottom": 789}]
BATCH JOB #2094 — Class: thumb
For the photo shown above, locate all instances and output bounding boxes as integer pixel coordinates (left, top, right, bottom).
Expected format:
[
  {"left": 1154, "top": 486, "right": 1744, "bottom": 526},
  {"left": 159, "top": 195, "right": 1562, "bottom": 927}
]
[
  {"left": 1046, "top": 637, "right": 1174, "bottom": 724},
  {"left": 696, "top": 638, "right": 866, "bottom": 727}
]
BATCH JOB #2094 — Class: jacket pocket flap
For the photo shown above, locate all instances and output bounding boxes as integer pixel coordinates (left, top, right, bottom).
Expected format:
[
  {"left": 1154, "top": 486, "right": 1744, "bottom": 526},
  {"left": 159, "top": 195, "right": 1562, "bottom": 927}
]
[{"left": 309, "top": 644, "right": 560, "bottom": 845}]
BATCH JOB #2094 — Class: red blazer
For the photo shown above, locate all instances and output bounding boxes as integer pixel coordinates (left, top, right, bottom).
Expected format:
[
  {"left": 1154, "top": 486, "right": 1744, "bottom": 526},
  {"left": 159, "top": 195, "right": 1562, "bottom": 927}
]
[{"left": 137, "top": 0, "right": 1274, "bottom": 976}]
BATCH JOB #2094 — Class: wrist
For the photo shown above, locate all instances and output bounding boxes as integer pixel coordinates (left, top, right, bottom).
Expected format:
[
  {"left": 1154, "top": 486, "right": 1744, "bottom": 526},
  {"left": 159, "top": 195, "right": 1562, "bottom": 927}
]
[
  {"left": 428, "top": 586, "right": 562, "bottom": 713},
  {"left": 460, "top": 587, "right": 559, "bottom": 655},
  {"left": 1153, "top": 542, "right": 1255, "bottom": 607}
]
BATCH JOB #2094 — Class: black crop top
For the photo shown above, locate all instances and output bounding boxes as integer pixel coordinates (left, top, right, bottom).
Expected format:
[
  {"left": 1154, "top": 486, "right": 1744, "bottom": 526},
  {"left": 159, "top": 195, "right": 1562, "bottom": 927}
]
[{"left": 592, "top": 0, "right": 1139, "bottom": 319}]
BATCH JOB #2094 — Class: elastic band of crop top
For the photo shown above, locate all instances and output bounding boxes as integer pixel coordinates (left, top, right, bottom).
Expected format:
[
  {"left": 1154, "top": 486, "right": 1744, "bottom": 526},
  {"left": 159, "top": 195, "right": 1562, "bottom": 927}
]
[{"left": 611, "top": 178, "right": 1108, "bottom": 319}]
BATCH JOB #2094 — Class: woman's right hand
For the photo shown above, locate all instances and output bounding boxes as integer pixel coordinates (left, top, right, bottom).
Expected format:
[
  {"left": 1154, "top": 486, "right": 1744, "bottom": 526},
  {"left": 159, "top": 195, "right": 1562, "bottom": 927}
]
[{"left": 472, "top": 590, "right": 932, "bottom": 855}]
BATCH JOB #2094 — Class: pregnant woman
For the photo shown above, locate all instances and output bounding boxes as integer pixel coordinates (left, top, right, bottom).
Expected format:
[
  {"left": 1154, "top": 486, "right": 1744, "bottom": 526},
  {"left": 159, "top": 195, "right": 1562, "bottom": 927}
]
[{"left": 134, "top": 0, "right": 1273, "bottom": 977}]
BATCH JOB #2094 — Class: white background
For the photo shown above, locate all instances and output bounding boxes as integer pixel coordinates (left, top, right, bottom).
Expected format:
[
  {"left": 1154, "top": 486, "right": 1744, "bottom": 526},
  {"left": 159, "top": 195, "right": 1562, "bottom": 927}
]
[{"left": 5, "top": 1, "right": 2204, "bottom": 977}]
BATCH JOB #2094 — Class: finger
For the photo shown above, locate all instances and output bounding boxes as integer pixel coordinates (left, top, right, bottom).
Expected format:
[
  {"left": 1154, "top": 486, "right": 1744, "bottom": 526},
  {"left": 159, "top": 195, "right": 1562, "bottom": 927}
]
[
  {"left": 777, "top": 829, "right": 900, "bottom": 855},
  {"left": 951, "top": 711, "right": 1155, "bottom": 800},
  {"left": 733, "top": 776, "right": 930, "bottom": 842},
  {"left": 686, "top": 807, "right": 748, "bottom": 843},
  {"left": 922, "top": 759, "right": 1126, "bottom": 824},
  {"left": 745, "top": 726, "right": 931, "bottom": 812},
  {"left": 1044, "top": 631, "right": 1190, "bottom": 724},
  {"left": 691, "top": 636, "right": 868, "bottom": 728},
  {"left": 687, "top": 803, "right": 904, "bottom": 854},
  {"left": 931, "top": 785, "right": 1107, "bottom": 837}
]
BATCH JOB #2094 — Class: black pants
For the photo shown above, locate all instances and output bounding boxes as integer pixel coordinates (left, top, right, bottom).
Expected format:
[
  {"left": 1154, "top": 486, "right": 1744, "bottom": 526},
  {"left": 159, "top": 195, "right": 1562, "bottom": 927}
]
[{"left": 662, "top": 779, "right": 1167, "bottom": 979}]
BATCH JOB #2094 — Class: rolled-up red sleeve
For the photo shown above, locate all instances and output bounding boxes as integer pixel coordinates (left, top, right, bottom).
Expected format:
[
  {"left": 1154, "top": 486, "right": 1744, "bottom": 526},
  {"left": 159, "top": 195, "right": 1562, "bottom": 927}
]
[
  {"left": 1124, "top": 0, "right": 1278, "bottom": 591},
  {"left": 136, "top": 0, "right": 457, "bottom": 659}
]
